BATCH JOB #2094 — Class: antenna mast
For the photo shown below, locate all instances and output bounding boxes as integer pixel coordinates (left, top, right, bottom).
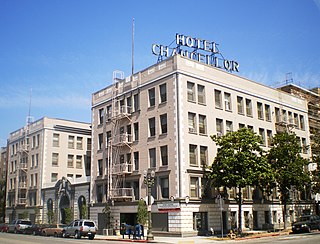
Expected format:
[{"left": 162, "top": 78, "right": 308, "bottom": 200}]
[
  {"left": 26, "top": 88, "right": 34, "bottom": 125},
  {"left": 132, "top": 17, "right": 135, "bottom": 76}
]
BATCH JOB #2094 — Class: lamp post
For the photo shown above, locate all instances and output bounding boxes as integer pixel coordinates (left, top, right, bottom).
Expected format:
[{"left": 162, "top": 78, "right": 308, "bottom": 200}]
[{"left": 143, "top": 170, "right": 155, "bottom": 241}]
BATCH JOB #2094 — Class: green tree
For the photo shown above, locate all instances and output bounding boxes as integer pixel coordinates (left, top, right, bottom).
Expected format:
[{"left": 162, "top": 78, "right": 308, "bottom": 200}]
[
  {"left": 80, "top": 204, "right": 87, "bottom": 219},
  {"left": 22, "top": 210, "right": 29, "bottom": 220},
  {"left": 136, "top": 199, "right": 148, "bottom": 226},
  {"left": 64, "top": 208, "right": 73, "bottom": 224},
  {"left": 311, "top": 131, "right": 320, "bottom": 194},
  {"left": 209, "top": 128, "right": 273, "bottom": 235},
  {"left": 267, "top": 131, "right": 310, "bottom": 229},
  {"left": 47, "top": 210, "right": 54, "bottom": 224}
]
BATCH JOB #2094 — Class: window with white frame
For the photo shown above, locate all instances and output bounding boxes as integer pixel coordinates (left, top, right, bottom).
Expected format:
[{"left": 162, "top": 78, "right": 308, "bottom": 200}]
[
  {"left": 68, "top": 154, "right": 74, "bottom": 168},
  {"left": 187, "top": 82, "right": 195, "bottom": 102},
  {"left": 149, "top": 148, "right": 156, "bottom": 168},
  {"left": 98, "top": 133, "right": 103, "bottom": 150},
  {"left": 216, "top": 118, "right": 223, "bottom": 135},
  {"left": 198, "top": 114, "right": 207, "bottom": 135},
  {"left": 99, "top": 108, "right": 104, "bottom": 124},
  {"left": 188, "top": 112, "right": 196, "bottom": 133},
  {"left": 197, "top": 84, "right": 205, "bottom": 104},
  {"left": 267, "top": 130, "right": 273, "bottom": 147},
  {"left": 53, "top": 133, "right": 60, "bottom": 147},
  {"left": 134, "top": 122, "right": 139, "bottom": 141},
  {"left": 300, "top": 115, "right": 305, "bottom": 130},
  {"left": 160, "top": 145, "right": 168, "bottom": 166},
  {"left": 214, "top": 89, "right": 222, "bottom": 109},
  {"left": 190, "top": 177, "right": 200, "bottom": 198},
  {"left": 52, "top": 153, "right": 59, "bottom": 166},
  {"left": 226, "top": 120, "right": 233, "bottom": 133},
  {"left": 160, "top": 113, "right": 168, "bottom": 134},
  {"left": 259, "top": 128, "right": 266, "bottom": 146},
  {"left": 246, "top": 99, "right": 252, "bottom": 117},
  {"left": 200, "top": 146, "right": 207, "bottom": 166},
  {"left": 265, "top": 104, "right": 271, "bottom": 121},
  {"left": 189, "top": 144, "right": 197, "bottom": 166},
  {"left": 257, "top": 102, "right": 264, "bottom": 120},
  {"left": 224, "top": 92, "right": 232, "bottom": 111},
  {"left": 68, "top": 135, "right": 75, "bottom": 149},
  {"left": 76, "top": 137, "right": 83, "bottom": 150},
  {"left": 149, "top": 117, "right": 156, "bottom": 137},
  {"left": 237, "top": 96, "right": 244, "bottom": 115},
  {"left": 76, "top": 155, "right": 82, "bottom": 169},
  {"left": 51, "top": 173, "right": 58, "bottom": 182},
  {"left": 160, "top": 177, "right": 169, "bottom": 198}
]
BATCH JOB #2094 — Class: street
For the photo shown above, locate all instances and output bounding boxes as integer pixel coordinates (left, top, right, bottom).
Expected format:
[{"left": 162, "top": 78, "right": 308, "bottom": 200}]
[{"left": 1, "top": 232, "right": 320, "bottom": 244}]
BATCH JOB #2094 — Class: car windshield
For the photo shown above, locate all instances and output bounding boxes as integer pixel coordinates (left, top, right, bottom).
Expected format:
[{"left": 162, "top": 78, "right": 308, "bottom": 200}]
[
  {"left": 84, "top": 221, "right": 95, "bottom": 227},
  {"left": 297, "top": 216, "right": 311, "bottom": 222},
  {"left": 21, "top": 221, "right": 32, "bottom": 225}
]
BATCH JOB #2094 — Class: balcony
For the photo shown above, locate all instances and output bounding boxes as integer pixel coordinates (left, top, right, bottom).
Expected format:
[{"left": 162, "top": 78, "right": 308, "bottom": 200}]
[
  {"left": 19, "top": 163, "right": 28, "bottom": 170},
  {"left": 110, "top": 188, "right": 133, "bottom": 201},
  {"left": 18, "top": 182, "right": 27, "bottom": 189},
  {"left": 112, "top": 163, "right": 132, "bottom": 175},
  {"left": 111, "top": 106, "right": 132, "bottom": 120},
  {"left": 112, "top": 133, "right": 132, "bottom": 146}
]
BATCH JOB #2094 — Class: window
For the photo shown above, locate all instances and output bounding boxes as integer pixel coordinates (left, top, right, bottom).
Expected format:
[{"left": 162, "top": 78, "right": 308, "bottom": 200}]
[
  {"left": 259, "top": 128, "right": 266, "bottom": 146},
  {"left": 282, "top": 109, "right": 287, "bottom": 123},
  {"left": 133, "top": 93, "right": 140, "bottom": 112},
  {"left": 302, "top": 138, "right": 307, "bottom": 153},
  {"left": 300, "top": 115, "right": 305, "bottom": 130},
  {"left": 99, "top": 108, "right": 104, "bottom": 124},
  {"left": 294, "top": 113, "right": 299, "bottom": 127},
  {"left": 96, "top": 185, "right": 103, "bottom": 203},
  {"left": 106, "top": 105, "right": 112, "bottom": 119},
  {"left": 200, "top": 146, "right": 207, "bottom": 166},
  {"left": 239, "top": 123, "right": 245, "bottom": 129},
  {"left": 226, "top": 120, "right": 233, "bottom": 133},
  {"left": 149, "top": 117, "right": 156, "bottom": 137},
  {"left": 34, "top": 173, "right": 38, "bottom": 187},
  {"left": 265, "top": 104, "right": 271, "bottom": 121},
  {"left": 148, "top": 88, "right": 155, "bottom": 107},
  {"left": 214, "top": 89, "right": 222, "bottom": 109},
  {"left": 216, "top": 118, "right": 223, "bottom": 135},
  {"left": 68, "top": 136, "right": 74, "bottom": 149},
  {"left": 257, "top": 102, "right": 264, "bottom": 120},
  {"left": 246, "top": 99, "right": 252, "bottom": 117},
  {"left": 98, "top": 159, "right": 103, "bottom": 176},
  {"left": 126, "top": 96, "right": 132, "bottom": 113},
  {"left": 77, "top": 137, "right": 83, "bottom": 150},
  {"left": 51, "top": 173, "right": 58, "bottom": 182},
  {"left": 53, "top": 133, "right": 59, "bottom": 147},
  {"left": 67, "top": 174, "right": 73, "bottom": 179},
  {"left": 237, "top": 96, "right": 244, "bottom": 115},
  {"left": 98, "top": 133, "right": 103, "bottom": 150},
  {"left": 35, "top": 154, "right": 39, "bottom": 167},
  {"left": 224, "top": 92, "right": 232, "bottom": 111},
  {"left": 32, "top": 135, "right": 36, "bottom": 148},
  {"left": 134, "top": 151, "right": 139, "bottom": 170},
  {"left": 134, "top": 122, "right": 139, "bottom": 141},
  {"left": 127, "top": 124, "right": 132, "bottom": 142},
  {"left": 160, "top": 145, "right": 168, "bottom": 166},
  {"left": 31, "top": 155, "right": 35, "bottom": 168},
  {"left": 160, "top": 177, "right": 169, "bottom": 198},
  {"left": 188, "top": 112, "right": 196, "bottom": 133},
  {"left": 160, "top": 114, "right": 168, "bottom": 134},
  {"left": 197, "top": 84, "right": 205, "bottom": 104},
  {"left": 267, "top": 130, "right": 273, "bottom": 147},
  {"left": 187, "top": 82, "right": 195, "bottom": 102},
  {"left": 190, "top": 177, "right": 200, "bottom": 198},
  {"left": 68, "top": 155, "right": 74, "bottom": 168},
  {"left": 159, "top": 83, "right": 167, "bottom": 103},
  {"left": 198, "top": 115, "right": 207, "bottom": 135},
  {"left": 275, "top": 108, "right": 280, "bottom": 123},
  {"left": 189, "top": 144, "right": 197, "bottom": 166},
  {"left": 76, "top": 155, "right": 82, "bottom": 169},
  {"left": 52, "top": 153, "right": 59, "bottom": 166},
  {"left": 288, "top": 111, "right": 293, "bottom": 124},
  {"left": 149, "top": 148, "right": 156, "bottom": 168}
]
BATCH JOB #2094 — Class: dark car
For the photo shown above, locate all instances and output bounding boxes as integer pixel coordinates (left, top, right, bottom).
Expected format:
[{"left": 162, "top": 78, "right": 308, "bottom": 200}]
[
  {"left": 24, "top": 224, "right": 50, "bottom": 235},
  {"left": 0, "top": 223, "right": 8, "bottom": 232},
  {"left": 292, "top": 215, "right": 320, "bottom": 233}
]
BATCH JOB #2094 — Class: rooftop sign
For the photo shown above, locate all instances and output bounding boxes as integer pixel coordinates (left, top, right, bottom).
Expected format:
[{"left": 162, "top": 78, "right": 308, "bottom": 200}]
[{"left": 152, "top": 33, "right": 239, "bottom": 72}]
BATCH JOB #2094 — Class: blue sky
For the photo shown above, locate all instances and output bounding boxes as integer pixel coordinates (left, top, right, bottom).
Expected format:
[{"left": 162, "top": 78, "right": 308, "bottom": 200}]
[{"left": 0, "top": 0, "right": 319, "bottom": 147}]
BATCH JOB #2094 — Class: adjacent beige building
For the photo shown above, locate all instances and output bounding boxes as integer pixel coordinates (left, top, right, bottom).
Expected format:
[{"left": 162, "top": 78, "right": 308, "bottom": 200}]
[
  {"left": 90, "top": 55, "right": 313, "bottom": 236},
  {"left": 5, "top": 117, "right": 91, "bottom": 224}
]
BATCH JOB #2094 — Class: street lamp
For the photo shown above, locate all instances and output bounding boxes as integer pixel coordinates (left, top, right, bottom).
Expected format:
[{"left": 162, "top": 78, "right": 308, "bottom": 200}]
[{"left": 143, "top": 169, "right": 155, "bottom": 241}]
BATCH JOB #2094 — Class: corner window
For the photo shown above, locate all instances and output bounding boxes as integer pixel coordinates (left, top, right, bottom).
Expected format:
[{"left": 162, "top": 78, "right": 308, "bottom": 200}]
[
  {"left": 187, "top": 82, "right": 195, "bottom": 102},
  {"left": 159, "top": 83, "right": 167, "bottom": 103}
]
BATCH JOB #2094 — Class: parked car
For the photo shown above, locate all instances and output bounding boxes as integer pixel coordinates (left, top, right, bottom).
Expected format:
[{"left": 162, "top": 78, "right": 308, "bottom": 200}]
[
  {"left": 292, "top": 215, "right": 320, "bottom": 233},
  {"left": 7, "top": 219, "right": 32, "bottom": 234},
  {"left": 24, "top": 224, "right": 50, "bottom": 235},
  {"left": 0, "top": 223, "right": 8, "bottom": 232},
  {"left": 42, "top": 224, "right": 66, "bottom": 237},
  {"left": 62, "top": 219, "right": 97, "bottom": 240}
]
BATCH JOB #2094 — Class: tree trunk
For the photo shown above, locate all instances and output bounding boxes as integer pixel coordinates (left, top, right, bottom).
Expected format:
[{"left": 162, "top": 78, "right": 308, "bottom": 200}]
[
  {"left": 238, "top": 186, "right": 242, "bottom": 236},
  {"left": 283, "top": 199, "right": 287, "bottom": 229}
]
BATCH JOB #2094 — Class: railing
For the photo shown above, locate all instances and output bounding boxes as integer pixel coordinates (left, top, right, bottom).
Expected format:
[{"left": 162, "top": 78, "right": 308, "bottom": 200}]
[
  {"left": 112, "top": 163, "right": 132, "bottom": 175},
  {"left": 112, "top": 106, "right": 132, "bottom": 119},
  {"left": 113, "top": 133, "right": 132, "bottom": 146},
  {"left": 20, "top": 163, "right": 28, "bottom": 170},
  {"left": 18, "top": 198, "right": 26, "bottom": 205},
  {"left": 18, "top": 182, "right": 27, "bottom": 188},
  {"left": 110, "top": 188, "right": 133, "bottom": 199}
]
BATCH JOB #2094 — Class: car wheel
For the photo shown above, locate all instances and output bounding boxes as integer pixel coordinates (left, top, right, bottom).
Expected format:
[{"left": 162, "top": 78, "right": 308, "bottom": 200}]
[
  {"left": 14, "top": 228, "right": 18, "bottom": 234},
  {"left": 75, "top": 231, "right": 81, "bottom": 239},
  {"left": 62, "top": 231, "right": 66, "bottom": 238},
  {"left": 307, "top": 226, "right": 311, "bottom": 233},
  {"left": 33, "top": 230, "right": 36, "bottom": 235},
  {"left": 89, "top": 235, "right": 95, "bottom": 240}
]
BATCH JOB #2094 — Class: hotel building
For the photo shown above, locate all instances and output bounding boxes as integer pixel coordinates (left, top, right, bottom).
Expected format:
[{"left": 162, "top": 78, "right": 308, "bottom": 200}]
[
  {"left": 90, "top": 55, "right": 313, "bottom": 236},
  {"left": 5, "top": 117, "right": 91, "bottom": 224}
]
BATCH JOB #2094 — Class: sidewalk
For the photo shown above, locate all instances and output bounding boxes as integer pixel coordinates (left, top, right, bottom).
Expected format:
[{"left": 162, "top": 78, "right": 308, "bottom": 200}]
[{"left": 94, "top": 230, "right": 290, "bottom": 243}]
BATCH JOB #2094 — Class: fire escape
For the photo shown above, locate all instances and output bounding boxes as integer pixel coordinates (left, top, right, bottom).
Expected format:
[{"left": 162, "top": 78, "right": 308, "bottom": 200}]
[
  {"left": 16, "top": 121, "right": 31, "bottom": 206},
  {"left": 107, "top": 71, "right": 133, "bottom": 202}
]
